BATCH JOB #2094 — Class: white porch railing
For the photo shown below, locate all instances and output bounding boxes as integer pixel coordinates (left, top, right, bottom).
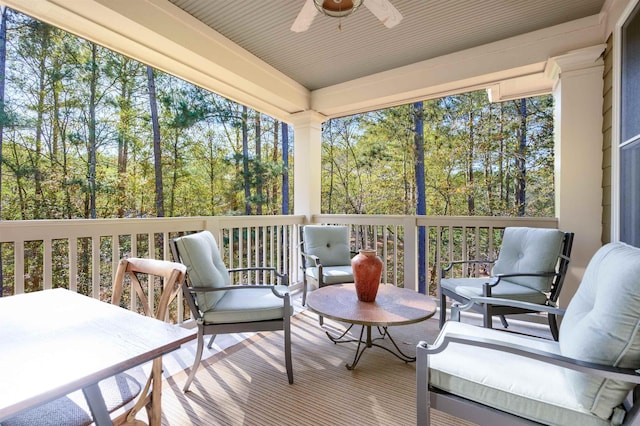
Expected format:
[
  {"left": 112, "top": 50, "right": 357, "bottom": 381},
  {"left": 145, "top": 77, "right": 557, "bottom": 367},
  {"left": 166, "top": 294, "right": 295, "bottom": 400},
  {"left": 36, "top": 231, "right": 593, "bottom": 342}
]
[{"left": 0, "top": 215, "right": 558, "bottom": 322}]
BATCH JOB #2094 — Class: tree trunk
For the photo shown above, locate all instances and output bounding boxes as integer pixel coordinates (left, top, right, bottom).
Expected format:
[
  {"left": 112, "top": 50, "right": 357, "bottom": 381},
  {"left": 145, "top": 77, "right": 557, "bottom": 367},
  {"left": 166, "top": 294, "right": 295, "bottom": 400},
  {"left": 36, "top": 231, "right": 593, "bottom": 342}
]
[
  {"left": 87, "top": 42, "right": 98, "bottom": 219},
  {"left": 33, "top": 23, "right": 49, "bottom": 219},
  {"left": 116, "top": 59, "right": 132, "bottom": 218},
  {"left": 515, "top": 98, "right": 527, "bottom": 216},
  {"left": 0, "top": 6, "right": 7, "bottom": 295},
  {"left": 467, "top": 110, "right": 475, "bottom": 215},
  {"left": 147, "top": 66, "right": 164, "bottom": 217},
  {"left": 414, "top": 101, "right": 427, "bottom": 294},
  {"left": 242, "top": 105, "right": 251, "bottom": 215},
  {"left": 255, "top": 111, "right": 262, "bottom": 215},
  {"left": 281, "top": 121, "right": 289, "bottom": 215},
  {"left": 271, "top": 120, "right": 279, "bottom": 214}
]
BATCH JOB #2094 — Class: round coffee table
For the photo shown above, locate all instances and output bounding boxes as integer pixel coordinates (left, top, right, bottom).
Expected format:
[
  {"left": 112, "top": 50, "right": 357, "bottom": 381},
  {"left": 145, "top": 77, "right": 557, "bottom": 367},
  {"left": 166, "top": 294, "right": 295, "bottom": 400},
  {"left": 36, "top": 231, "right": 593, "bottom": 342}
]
[{"left": 306, "top": 283, "right": 437, "bottom": 370}]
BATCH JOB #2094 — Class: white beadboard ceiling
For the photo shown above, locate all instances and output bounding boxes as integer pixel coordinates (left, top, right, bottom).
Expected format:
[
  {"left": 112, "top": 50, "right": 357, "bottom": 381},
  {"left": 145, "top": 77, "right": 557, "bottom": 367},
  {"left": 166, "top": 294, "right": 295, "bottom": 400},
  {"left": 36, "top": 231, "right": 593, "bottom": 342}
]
[{"left": 168, "top": 0, "right": 606, "bottom": 91}]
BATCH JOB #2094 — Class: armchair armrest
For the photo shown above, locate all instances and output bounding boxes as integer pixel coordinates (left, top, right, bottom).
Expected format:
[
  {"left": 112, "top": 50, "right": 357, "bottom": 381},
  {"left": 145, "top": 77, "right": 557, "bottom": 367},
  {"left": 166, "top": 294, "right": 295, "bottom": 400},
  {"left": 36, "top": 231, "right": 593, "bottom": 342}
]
[
  {"left": 482, "top": 271, "right": 559, "bottom": 298},
  {"left": 451, "top": 296, "right": 565, "bottom": 321},
  {"left": 441, "top": 259, "right": 494, "bottom": 278},
  {"left": 418, "top": 334, "right": 640, "bottom": 384},
  {"left": 488, "top": 271, "right": 559, "bottom": 286},
  {"left": 300, "top": 250, "right": 321, "bottom": 267}
]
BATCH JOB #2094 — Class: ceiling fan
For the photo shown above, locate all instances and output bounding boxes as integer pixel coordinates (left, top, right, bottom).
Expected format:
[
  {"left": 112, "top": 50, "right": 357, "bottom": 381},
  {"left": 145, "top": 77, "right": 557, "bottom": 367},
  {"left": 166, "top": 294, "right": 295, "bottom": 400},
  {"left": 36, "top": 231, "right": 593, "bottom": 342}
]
[{"left": 291, "top": 0, "right": 403, "bottom": 32}]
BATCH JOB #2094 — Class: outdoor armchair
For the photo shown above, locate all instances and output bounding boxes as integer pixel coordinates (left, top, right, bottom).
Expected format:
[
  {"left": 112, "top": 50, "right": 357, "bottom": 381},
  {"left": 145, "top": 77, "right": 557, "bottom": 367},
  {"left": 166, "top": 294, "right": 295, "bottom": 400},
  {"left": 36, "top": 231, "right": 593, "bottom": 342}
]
[
  {"left": 418, "top": 242, "right": 640, "bottom": 426},
  {"left": 438, "top": 227, "right": 574, "bottom": 340},
  {"left": 171, "top": 230, "right": 293, "bottom": 392},
  {"left": 300, "top": 225, "right": 354, "bottom": 306}
]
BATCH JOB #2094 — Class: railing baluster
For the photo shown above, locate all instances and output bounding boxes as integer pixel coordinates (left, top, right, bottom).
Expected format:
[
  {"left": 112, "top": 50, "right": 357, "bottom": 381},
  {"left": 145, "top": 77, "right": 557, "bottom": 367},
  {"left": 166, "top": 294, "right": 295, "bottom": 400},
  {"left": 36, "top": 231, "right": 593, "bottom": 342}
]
[
  {"left": 44, "top": 239, "right": 52, "bottom": 291},
  {"left": 69, "top": 238, "right": 78, "bottom": 293}
]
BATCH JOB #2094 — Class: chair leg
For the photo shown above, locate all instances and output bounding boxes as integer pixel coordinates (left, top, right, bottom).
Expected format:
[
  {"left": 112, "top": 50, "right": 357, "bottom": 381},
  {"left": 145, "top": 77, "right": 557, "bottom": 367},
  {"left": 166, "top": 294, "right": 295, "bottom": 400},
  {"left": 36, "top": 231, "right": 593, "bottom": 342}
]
[
  {"left": 483, "top": 305, "right": 493, "bottom": 329},
  {"left": 284, "top": 316, "right": 293, "bottom": 384},
  {"left": 499, "top": 315, "right": 509, "bottom": 329},
  {"left": 183, "top": 327, "right": 205, "bottom": 392},
  {"left": 549, "top": 314, "right": 560, "bottom": 341},
  {"left": 439, "top": 291, "right": 447, "bottom": 329},
  {"left": 302, "top": 276, "right": 308, "bottom": 306},
  {"left": 206, "top": 334, "right": 217, "bottom": 349}
]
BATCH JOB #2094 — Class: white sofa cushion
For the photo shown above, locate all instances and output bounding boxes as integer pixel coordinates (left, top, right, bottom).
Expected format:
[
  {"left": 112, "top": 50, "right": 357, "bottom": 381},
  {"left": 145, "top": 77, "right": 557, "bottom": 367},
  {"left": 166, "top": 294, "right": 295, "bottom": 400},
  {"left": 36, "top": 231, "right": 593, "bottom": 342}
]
[{"left": 429, "top": 321, "right": 611, "bottom": 426}]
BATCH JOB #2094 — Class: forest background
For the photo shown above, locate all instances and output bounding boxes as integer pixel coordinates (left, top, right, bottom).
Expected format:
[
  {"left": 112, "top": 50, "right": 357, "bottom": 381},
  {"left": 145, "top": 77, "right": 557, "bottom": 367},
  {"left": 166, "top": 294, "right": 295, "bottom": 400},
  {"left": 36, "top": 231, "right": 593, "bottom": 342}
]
[{"left": 0, "top": 9, "right": 555, "bottom": 223}]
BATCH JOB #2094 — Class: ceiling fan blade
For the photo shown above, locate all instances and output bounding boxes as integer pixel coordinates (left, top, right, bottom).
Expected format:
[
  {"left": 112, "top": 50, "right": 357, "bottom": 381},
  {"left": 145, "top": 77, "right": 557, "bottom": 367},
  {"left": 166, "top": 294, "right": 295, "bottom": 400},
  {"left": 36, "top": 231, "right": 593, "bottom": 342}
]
[
  {"left": 291, "top": 0, "right": 318, "bottom": 32},
  {"left": 364, "top": 0, "right": 403, "bottom": 28}
]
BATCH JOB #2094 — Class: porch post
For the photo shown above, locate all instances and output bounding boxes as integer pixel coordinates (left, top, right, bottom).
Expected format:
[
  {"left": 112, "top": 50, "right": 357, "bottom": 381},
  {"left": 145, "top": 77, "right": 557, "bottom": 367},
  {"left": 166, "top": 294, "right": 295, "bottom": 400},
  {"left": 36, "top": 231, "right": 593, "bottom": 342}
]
[
  {"left": 547, "top": 44, "right": 606, "bottom": 307},
  {"left": 289, "top": 110, "right": 326, "bottom": 221}
]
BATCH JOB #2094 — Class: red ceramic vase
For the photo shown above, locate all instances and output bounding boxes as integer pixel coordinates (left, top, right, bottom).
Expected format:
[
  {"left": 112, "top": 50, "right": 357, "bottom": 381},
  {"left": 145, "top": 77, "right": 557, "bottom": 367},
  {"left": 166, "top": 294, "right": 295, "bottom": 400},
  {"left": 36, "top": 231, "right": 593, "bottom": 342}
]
[{"left": 352, "top": 249, "right": 383, "bottom": 302}]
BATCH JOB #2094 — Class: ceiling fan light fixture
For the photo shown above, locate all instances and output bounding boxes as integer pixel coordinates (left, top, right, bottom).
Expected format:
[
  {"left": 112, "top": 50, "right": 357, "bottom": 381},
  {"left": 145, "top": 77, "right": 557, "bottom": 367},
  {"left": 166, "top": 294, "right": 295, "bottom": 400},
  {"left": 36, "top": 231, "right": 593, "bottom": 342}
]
[{"left": 313, "top": 0, "right": 364, "bottom": 18}]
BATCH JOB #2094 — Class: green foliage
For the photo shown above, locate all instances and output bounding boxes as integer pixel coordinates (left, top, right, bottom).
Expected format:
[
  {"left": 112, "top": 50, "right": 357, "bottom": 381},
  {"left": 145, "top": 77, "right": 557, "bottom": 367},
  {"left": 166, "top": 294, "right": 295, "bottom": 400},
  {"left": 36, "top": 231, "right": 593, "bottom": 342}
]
[
  {"left": 322, "top": 92, "right": 555, "bottom": 217},
  {"left": 0, "top": 11, "right": 292, "bottom": 220}
]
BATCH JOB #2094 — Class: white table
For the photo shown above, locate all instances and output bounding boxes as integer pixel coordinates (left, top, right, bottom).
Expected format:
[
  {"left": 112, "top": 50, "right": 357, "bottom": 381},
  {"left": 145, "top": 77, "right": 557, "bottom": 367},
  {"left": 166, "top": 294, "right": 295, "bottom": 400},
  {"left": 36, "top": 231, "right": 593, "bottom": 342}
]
[{"left": 0, "top": 288, "right": 195, "bottom": 424}]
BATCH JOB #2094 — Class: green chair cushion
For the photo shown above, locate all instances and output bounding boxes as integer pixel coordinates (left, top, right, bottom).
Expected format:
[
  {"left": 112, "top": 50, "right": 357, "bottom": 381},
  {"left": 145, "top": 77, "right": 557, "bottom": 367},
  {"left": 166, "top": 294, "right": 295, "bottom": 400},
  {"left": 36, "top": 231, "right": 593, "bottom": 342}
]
[
  {"left": 441, "top": 277, "right": 548, "bottom": 304},
  {"left": 305, "top": 265, "right": 354, "bottom": 286},
  {"left": 492, "top": 227, "right": 564, "bottom": 292},
  {"left": 302, "top": 226, "right": 351, "bottom": 267},
  {"left": 559, "top": 242, "right": 640, "bottom": 420},
  {"left": 202, "top": 285, "right": 292, "bottom": 324},
  {"left": 175, "top": 231, "right": 229, "bottom": 312}
]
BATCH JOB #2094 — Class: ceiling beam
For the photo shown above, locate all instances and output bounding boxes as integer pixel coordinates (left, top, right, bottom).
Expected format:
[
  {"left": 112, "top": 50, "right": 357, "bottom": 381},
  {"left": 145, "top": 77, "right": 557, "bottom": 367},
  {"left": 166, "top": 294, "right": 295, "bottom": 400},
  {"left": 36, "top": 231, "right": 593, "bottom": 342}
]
[{"left": 311, "top": 15, "right": 604, "bottom": 118}]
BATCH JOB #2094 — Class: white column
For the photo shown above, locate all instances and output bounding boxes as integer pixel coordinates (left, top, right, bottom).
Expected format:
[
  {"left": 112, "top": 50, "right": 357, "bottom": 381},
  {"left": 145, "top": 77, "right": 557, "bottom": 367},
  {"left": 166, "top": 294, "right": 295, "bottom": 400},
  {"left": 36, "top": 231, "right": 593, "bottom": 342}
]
[
  {"left": 547, "top": 45, "right": 606, "bottom": 306},
  {"left": 289, "top": 110, "right": 326, "bottom": 221}
]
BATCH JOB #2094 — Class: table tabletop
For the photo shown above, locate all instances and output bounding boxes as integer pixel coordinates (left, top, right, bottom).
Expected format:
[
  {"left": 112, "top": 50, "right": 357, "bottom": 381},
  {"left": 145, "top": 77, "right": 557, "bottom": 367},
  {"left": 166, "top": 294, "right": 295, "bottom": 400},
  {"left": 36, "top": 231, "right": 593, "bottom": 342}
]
[
  {"left": 0, "top": 288, "right": 195, "bottom": 422},
  {"left": 306, "top": 283, "right": 437, "bottom": 327}
]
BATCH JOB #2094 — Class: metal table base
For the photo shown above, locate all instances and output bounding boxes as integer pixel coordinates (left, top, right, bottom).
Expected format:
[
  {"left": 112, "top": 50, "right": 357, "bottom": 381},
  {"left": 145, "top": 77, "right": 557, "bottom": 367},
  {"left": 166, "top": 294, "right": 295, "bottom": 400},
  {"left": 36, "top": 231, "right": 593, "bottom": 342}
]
[{"left": 325, "top": 323, "right": 416, "bottom": 370}]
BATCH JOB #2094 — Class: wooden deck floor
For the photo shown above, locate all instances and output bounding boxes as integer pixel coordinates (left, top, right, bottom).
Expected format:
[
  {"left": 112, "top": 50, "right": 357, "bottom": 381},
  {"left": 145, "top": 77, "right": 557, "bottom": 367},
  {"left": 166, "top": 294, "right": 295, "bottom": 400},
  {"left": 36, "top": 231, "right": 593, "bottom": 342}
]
[{"left": 141, "top": 289, "right": 553, "bottom": 425}]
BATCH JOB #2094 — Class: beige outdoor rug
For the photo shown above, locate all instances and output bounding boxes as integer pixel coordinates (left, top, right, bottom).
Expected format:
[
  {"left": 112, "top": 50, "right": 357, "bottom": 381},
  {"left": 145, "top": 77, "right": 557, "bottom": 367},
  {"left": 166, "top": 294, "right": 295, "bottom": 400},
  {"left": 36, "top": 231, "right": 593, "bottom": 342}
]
[{"left": 160, "top": 310, "right": 475, "bottom": 425}]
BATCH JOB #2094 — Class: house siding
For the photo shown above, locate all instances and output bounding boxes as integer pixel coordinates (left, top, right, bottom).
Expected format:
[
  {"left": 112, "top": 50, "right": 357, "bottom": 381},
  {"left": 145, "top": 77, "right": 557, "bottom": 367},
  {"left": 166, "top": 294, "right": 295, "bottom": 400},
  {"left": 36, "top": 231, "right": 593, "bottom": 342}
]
[{"left": 602, "top": 34, "right": 613, "bottom": 244}]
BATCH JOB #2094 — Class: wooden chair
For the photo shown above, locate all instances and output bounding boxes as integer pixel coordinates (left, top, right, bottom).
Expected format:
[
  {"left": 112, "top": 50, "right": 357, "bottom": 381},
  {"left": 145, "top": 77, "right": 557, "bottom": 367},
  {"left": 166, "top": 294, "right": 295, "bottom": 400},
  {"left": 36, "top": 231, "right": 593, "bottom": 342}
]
[
  {"left": 170, "top": 230, "right": 293, "bottom": 392},
  {"left": 419, "top": 242, "right": 640, "bottom": 426},
  {"left": 439, "top": 227, "right": 574, "bottom": 340},
  {"left": 0, "top": 258, "right": 186, "bottom": 426},
  {"left": 110, "top": 258, "right": 186, "bottom": 425}
]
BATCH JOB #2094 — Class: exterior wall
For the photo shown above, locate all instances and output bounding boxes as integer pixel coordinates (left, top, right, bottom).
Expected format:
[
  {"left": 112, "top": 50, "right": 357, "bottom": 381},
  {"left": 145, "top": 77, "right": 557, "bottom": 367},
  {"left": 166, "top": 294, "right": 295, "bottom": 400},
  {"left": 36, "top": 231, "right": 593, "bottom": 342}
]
[{"left": 602, "top": 35, "right": 614, "bottom": 244}]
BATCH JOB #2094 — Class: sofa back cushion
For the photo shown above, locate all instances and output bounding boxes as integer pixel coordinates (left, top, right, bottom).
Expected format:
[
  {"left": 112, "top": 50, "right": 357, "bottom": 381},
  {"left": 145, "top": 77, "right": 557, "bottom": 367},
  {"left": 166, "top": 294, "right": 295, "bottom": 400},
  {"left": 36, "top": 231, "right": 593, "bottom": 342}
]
[
  {"left": 175, "top": 230, "right": 229, "bottom": 312},
  {"left": 303, "top": 226, "right": 351, "bottom": 267},
  {"left": 492, "top": 227, "right": 564, "bottom": 292},
  {"left": 559, "top": 242, "right": 640, "bottom": 420}
]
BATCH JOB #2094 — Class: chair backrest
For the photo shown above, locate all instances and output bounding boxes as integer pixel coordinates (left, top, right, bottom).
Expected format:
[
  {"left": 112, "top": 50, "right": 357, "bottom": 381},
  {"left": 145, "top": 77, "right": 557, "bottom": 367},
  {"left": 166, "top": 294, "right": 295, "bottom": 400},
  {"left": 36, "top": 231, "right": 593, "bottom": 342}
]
[
  {"left": 548, "top": 231, "right": 574, "bottom": 303},
  {"left": 301, "top": 225, "right": 351, "bottom": 268},
  {"left": 492, "top": 227, "right": 566, "bottom": 293},
  {"left": 111, "top": 257, "right": 186, "bottom": 320},
  {"left": 110, "top": 257, "right": 187, "bottom": 424},
  {"left": 171, "top": 230, "right": 229, "bottom": 312},
  {"left": 559, "top": 242, "right": 640, "bottom": 421}
]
